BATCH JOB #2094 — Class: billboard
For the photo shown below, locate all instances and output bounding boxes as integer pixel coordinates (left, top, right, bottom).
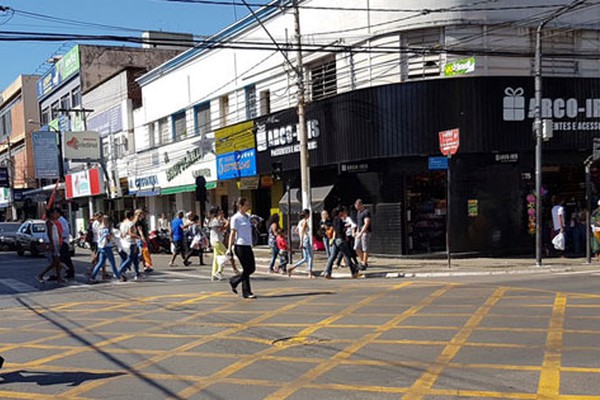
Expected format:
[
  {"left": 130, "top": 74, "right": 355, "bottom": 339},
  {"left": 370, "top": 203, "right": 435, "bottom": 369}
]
[
  {"left": 32, "top": 131, "right": 60, "bottom": 179},
  {"left": 37, "top": 45, "right": 81, "bottom": 98},
  {"left": 87, "top": 105, "right": 123, "bottom": 138},
  {"left": 63, "top": 131, "right": 101, "bottom": 160},
  {"left": 215, "top": 121, "right": 255, "bottom": 155},
  {"left": 217, "top": 148, "right": 257, "bottom": 181},
  {"left": 65, "top": 168, "right": 104, "bottom": 199}
]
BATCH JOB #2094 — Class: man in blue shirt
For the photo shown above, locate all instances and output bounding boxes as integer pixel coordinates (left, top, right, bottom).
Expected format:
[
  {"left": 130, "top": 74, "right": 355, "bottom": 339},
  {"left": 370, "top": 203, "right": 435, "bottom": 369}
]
[{"left": 169, "top": 210, "right": 190, "bottom": 267}]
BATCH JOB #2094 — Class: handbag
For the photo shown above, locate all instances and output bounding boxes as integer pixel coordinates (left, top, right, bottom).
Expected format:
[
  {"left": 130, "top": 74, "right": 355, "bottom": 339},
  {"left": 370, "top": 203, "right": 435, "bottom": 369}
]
[{"left": 552, "top": 232, "right": 565, "bottom": 251}]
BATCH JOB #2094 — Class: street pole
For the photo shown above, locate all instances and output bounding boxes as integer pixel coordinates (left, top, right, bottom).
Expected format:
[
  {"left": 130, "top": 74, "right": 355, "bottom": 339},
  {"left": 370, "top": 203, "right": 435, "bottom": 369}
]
[
  {"left": 293, "top": 0, "right": 312, "bottom": 220},
  {"left": 533, "top": 0, "right": 585, "bottom": 267},
  {"left": 585, "top": 156, "right": 592, "bottom": 264},
  {"left": 446, "top": 156, "right": 452, "bottom": 269}
]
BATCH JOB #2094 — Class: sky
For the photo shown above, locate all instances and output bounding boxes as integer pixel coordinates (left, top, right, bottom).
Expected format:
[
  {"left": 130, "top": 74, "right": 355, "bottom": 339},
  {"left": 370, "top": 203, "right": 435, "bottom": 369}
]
[{"left": 0, "top": 0, "right": 248, "bottom": 90}]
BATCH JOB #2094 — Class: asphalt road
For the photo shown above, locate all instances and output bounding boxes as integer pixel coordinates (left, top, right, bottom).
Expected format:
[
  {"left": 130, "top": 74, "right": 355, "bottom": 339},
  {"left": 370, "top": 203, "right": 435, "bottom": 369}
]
[{"left": 1, "top": 250, "right": 600, "bottom": 399}]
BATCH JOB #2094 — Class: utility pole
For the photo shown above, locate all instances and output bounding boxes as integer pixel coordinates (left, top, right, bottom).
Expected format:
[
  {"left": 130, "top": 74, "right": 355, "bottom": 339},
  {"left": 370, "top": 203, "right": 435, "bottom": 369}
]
[
  {"left": 293, "top": 0, "right": 312, "bottom": 216},
  {"left": 534, "top": 0, "right": 586, "bottom": 267}
]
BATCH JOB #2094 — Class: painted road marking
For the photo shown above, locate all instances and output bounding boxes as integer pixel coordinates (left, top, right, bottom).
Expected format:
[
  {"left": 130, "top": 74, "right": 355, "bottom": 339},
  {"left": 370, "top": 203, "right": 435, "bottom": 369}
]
[{"left": 0, "top": 279, "right": 38, "bottom": 293}]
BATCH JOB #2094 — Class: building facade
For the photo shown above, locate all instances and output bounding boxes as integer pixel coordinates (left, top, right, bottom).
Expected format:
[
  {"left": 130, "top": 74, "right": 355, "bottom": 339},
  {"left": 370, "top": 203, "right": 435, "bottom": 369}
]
[{"left": 132, "top": 0, "right": 600, "bottom": 254}]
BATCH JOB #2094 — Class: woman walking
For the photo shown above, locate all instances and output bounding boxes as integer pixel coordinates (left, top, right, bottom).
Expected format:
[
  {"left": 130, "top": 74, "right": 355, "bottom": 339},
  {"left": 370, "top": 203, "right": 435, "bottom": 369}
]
[
  {"left": 267, "top": 213, "right": 281, "bottom": 273},
  {"left": 209, "top": 207, "right": 227, "bottom": 280},
  {"left": 323, "top": 206, "right": 360, "bottom": 279},
  {"left": 227, "top": 198, "right": 257, "bottom": 299},
  {"left": 288, "top": 209, "right": 314, "bottom": 278},
  {"left": 319, "top": 210, "right": 333, "bottom": 259},
  {"left": 88, "top": 215, "right": 120, "bottom": 283},
  {"left": 118, "top": 210, "right": 142, "bottom": 281}
]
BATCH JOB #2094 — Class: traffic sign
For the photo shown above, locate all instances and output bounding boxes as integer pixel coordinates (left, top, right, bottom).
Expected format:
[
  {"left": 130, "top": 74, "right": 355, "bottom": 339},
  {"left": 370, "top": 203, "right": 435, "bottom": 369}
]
[
  {"left": 439, "top": 128, "right": 460, "bottom": 156},
  {"left": 428, "top": 157, "right": 448, "bottom": 170}
]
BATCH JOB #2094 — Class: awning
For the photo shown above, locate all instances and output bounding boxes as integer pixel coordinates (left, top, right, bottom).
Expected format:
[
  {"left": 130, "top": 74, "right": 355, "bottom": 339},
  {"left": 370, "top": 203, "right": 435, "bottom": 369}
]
[
  {"left": 279, "top": 185, "right": 334, "bottom": 214},
  {"left": 161, "top": 184, "right": 196, "bottom": 196}
]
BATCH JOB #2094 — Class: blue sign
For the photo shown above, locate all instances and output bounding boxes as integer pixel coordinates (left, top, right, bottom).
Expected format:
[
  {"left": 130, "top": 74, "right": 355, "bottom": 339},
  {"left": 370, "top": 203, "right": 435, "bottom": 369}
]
[
  {"left": 217, "top": 148, "right": 257, "bottom": 180},
  {"left": 32, "top": 131, "right": 60, "bottom": 179},
  {"left": 87, "top": 105, "right": 123, "bottom": 138},
  {"left": 428, "top": 156, "right": 448, "bottom": 170}
]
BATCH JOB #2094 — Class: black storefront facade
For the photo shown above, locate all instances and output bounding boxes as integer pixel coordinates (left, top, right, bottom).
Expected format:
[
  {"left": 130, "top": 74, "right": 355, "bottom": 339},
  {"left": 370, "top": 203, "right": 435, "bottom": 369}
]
[{"left": 253, "top": 76, "right": 600, "bottom": 256}]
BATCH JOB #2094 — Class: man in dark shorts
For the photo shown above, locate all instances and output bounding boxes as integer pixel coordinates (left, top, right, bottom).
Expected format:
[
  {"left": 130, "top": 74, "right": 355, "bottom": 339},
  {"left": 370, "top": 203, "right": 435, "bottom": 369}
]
[
  {"left": 169, "top": 211, "right": 189, "bottom": 267},
  {"left": 354, "top": 199, "right": 372, "bottom": 270}
]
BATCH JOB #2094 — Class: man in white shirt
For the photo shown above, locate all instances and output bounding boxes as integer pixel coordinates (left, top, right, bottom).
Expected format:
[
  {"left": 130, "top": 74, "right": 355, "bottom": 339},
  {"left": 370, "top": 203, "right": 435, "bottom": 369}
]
[
  {"left": 551, "top": 196, "right": 566, "bottom": 254},
  {"left": 56, "top": 208, "right": 75, "bottom": 280}
]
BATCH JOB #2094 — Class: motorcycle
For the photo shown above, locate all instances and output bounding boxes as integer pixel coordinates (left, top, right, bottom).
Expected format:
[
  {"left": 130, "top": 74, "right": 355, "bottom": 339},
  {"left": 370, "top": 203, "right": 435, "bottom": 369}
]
[
  {"left": 149, "top": 229, "right": 171, "bottom": 254},
  {"left": 76, "top": 230, "right": 90, "bottom": 249}
]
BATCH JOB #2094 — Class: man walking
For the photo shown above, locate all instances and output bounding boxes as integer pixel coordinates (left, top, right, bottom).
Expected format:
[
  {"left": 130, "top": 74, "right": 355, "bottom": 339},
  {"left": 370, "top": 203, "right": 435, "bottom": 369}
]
[
  {"left": 169, "top": 211, "right": 190, "bottom": 267},
  {"left": 56, "top": 208, "right": 75, "bottom": 280},
  {"left": 354, "top": 199, "right": 372, "bottom": 270}
]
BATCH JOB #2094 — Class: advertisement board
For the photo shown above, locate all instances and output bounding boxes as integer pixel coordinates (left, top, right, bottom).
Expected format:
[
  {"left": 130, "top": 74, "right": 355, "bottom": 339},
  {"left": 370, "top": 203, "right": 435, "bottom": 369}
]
[
  {"left": 215, "top": 121, "right": 255, "bottom": 155},
  {"left": 217, "top": 148, "right": 257, "bottom": 180},
  {"left": 65, "top": 168, "right": 104, "bottom": 199},
  {"left": 63, "top": 131, "right": 101, "bottom": 160},
  {"left": 37, "top": 45, "right": 80, "bottom": 98},
  {"left": 87, "top": 105, "right": 123, "bottom": 138},
  {"left": 32, "top": 131, "right": 60, "bottom": 179},
  {"left": 0, "top": 187, "right": 9, "bottom": 208}
]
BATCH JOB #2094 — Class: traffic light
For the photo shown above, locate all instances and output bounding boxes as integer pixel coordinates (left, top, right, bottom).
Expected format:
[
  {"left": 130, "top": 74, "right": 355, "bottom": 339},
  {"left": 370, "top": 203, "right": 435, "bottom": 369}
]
[{"left": 195, "top": 176, "right": 207, "bottom": 202}]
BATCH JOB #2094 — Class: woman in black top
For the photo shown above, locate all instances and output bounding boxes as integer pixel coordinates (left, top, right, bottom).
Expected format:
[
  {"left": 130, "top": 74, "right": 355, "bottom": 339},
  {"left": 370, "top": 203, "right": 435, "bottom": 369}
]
[
  {"left": 267, "top": 213, "right": 281, "bottom": 273},
  {"left": 323, "top": 206, "right": 359, "bottom": 279}
]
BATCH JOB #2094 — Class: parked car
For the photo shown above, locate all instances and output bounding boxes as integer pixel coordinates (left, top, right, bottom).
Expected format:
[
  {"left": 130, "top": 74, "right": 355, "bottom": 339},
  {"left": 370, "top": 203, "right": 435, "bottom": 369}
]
[
  {"left": 15, "top": 220, "right": 75, "bottom": 257},
  {"left": 0, "top": 222, "right": 20, "bottom": 251}
]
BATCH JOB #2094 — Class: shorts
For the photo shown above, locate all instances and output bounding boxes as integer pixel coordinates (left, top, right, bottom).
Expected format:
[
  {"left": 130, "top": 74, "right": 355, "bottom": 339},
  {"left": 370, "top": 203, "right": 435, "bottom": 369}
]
[
  {"left": 354, "top": 232, "right": 371, "bottom": 252},
  {"left": 173, "top": 240, "right": 184, "bottom": 255}
]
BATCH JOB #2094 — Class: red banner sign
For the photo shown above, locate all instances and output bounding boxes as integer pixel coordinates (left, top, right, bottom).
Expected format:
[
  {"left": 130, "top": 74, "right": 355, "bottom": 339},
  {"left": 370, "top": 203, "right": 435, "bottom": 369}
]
[{"left": 439, "top": 128, "right": 460, "bottom": 156}]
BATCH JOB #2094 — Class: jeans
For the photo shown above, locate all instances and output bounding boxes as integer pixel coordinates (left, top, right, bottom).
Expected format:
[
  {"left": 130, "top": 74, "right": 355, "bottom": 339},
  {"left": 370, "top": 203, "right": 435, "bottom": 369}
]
[
  {"left": 230, "top": 245, "right": 255, "bottom": 297},
  {"left": 268, "top": 241, "right": 279, "bottom": 271},
  {"left": 59, "top": 242, "right": 75, "bottom": 277},
  {"left": 278, "top": 250, "right": 288, "bottom": 272},
  {"left": 325, "top": 238, "right": 358, "bottom": 276},
  {"left": 294, "top": 236, "right": 313, "bottom": 272},
  {"left": 119, "top": 244, "right": 140, "bottom": 276},
  {"left": 92, "top": 247, "right": 120, "bottom": 279},
  {"left": 323, "top": 238, "right": 331, "bottom": 259}
]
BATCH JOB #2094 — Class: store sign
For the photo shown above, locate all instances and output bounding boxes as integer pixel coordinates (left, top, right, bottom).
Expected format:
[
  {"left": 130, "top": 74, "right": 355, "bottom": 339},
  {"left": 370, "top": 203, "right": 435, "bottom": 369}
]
[
  {"left": 87, "top": 105, "right": 123, "bottom": 138},
  {"left": 128, "top": 175, "right": 160, "bottom": 193},
  {"left": 444, "top": 57, "right": 475, "bottom": 77},
  {"left": 0, "top": 167, "right": 8, "bottom": 187},
  {"left": 215, "top": 121, "right": 255, "bottom": 155},
  {"left": 256, "top": 118, "right": 320, "bottom": 157},
  {"left": 468, "top": 199, "right": 479, "bottom": 217},
  {"left": 494, "top": 153, "right": 519, "bottom": 163},
  {"left": 0, "top": 187, "right": 9, "bottom": 208},
  {"left": 166, "top": 148, "right": 204, "bottom": 182},
  {"left": 63, "top": 131, "right": 101, "bottom": 160},
  {"left": 65, "top": 168, "right": 104, "bottom": 199},
  {"left": 32, "top": 131, "right": 60, "bottom": 179},
  {"left": 340, "top": 162, "right": 369, "bottom": 174},
  {"left": 37, "top": 45, "right": 80, "bottom": 98},
  {"left": 503, "top": 86, "right": 600, "bottom": 131},
  {"left": 217, "top": 148, "right": 257, "bottom": 180},
  {"left": 439, "top": 128, "right": 460, "bottom": 156}
]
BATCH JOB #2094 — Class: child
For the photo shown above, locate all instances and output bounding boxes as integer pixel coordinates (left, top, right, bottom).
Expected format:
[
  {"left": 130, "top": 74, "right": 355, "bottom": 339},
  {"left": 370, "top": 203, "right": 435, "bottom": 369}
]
[{"left": 276, "top": 229, "right": 289, "bottom": 273}]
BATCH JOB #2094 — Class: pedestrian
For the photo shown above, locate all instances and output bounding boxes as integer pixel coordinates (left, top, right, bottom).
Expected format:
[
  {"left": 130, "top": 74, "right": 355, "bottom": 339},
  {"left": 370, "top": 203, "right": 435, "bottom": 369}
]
[
  {"left": 551, "top": 196, "right": 566, "bottom": 256},
  {"left": 183, "top": 215, "right": 204, "bottom": 266},
  {"left": 334, "top": 209, "right": 359, "bottom": 268},
  {"left": 135, "top": 209, "right": 153, "bottom": 273},
  {"left": 88, "top": 215, "right": 120, "bottom": 283},
  {"left": 227, "top": 197, "right": 257, "bottom": 299},
  {"left": 55, "top": 208, "right": 75, "bottom": 280},
  {"left": 276, "top": 228, "right": 289, "bottom": 273},
  {"left": 592, "top": 200, "right": 600, "bottom": 261},
  {"left": 209, "top": 207, "right": 227, "bottom": 280},
  {"left": 319, "top": 210, "right": 333, "bottom": 259},
  {"left": 157, "top": 213, "right": 170, "bottom": 233},
  {"left": 118, "top": 210, "right": 142, "bottom": 281},
  {"left": 323, "top": 206, "right": 360, "bottom": 279},
  {"left": 267, "top": 213, "right": 281, "bottom": 273},
  {"left": 221, "top": 209, "right": 239, "bottom": 274},
  {"left": 354, "top": 199, "right": 372, "bottom": 270},
  {"left": 169, "top": 210, "right": 189, "bottom": 267},
  {"left": 288, "top": 209, "right": 314, "bottom": 278},
  {"left": 36, "top": 208, "right": 63, "bottom": 285}
]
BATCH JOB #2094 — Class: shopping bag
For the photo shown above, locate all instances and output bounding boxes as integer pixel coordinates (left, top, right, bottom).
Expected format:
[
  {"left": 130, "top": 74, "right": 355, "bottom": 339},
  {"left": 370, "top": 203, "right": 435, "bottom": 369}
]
[
  {"left": 216, "top": 255, "right": 230, "bottom": 268},
  {"left": 191, "top": 234, "right": 202, "bottom": 250},
  {"left": 552, "top": 232, "right": 565, "bottom": 251}
]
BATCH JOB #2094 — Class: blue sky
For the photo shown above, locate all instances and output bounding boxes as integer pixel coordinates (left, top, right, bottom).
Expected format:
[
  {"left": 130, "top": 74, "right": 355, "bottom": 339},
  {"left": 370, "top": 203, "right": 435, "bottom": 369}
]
[{"left": 0, "top": 0, "right": 247, "bottom": 90}]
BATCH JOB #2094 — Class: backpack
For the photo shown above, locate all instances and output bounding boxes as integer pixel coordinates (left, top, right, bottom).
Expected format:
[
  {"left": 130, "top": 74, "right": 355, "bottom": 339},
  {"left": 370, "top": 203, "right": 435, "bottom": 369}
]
[{"left": 85, "top": 224, "right": 94, "bottom": 244}]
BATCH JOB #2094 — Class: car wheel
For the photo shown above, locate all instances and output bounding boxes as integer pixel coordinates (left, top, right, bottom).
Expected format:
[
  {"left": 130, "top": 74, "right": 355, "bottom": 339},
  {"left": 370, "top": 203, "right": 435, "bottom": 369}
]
[{"left": 16, "top": 245, "right": 24, "bottom": 256}]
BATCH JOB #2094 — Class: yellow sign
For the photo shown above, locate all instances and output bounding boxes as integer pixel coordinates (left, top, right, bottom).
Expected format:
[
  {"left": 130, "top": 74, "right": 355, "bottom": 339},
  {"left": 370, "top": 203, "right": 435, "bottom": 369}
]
[{"left": 215, "top": 121, "right": 255, "bottom": 155}]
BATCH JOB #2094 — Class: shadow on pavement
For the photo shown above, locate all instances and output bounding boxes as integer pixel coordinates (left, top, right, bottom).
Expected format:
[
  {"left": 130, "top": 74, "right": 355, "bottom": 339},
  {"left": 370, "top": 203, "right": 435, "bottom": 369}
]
[
  {"left": 0, "top": 370, "right": 125, "bottom": 387},
  {"left": 260, "top": 291, "right": 335, "bottom": 299}
]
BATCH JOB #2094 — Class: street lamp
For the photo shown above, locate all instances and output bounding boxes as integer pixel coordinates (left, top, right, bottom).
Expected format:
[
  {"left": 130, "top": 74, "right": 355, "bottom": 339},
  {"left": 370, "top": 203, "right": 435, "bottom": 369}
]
[{"left": 533, "top": 0, "right": 586, "bottom": 267}]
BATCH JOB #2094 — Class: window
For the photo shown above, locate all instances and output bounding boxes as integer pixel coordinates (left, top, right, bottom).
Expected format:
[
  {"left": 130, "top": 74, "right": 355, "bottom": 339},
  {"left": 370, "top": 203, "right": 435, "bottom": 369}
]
[
  {"left": 172, "top": 110, "right": 187, "bottom": 140},
  {"left": 402, "top": 28, "right": 443, "bottom": 80},
  {"left": 260, "top": 90, "right": 271, "bottom": 116},
  {"left": 51, "top": 101, "right": 60, "bottom": 120},
  {"left": 194, "top": 103, "right": 211, "bottom": 136},
  {"left": 148, "top": 122, "right": 155, "bottom": 148},
  {"left": 219, "top": 95, "right": 229, "bottom": 127},
  {"left": 41, "top": 108, "right": 50, "bottom": 126},
  {"left": 158, "top": 117, "right": 170, "bottom": 144},
  {"left": 60, "top": 95, "right": 70, "bottom": 112},
  {"left": 102, "top": 137, "right": 109, "bottom": 159},
  {"left": 0, "top": 110, "right": 12, "bottom": 138},
  {"left": 245, "top": 85, "right": 257, "bottom": 120},
  {"left": 71, "top": 88, "right": 81, "bottom": 108},
  {"left": 309, "top": 57, "right": 337, "bottom": 100}
]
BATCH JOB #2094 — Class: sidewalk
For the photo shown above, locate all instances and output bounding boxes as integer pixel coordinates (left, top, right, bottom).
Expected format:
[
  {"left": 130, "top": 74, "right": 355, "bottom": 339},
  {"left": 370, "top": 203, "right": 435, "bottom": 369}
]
[{"left": 250, "top": 246, "right": 600, "bottom": 278}]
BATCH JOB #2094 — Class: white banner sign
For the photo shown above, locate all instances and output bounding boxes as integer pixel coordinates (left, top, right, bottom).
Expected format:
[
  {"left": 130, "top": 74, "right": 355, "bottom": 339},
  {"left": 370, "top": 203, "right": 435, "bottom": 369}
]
[{"left": 63, "top": 131, "right": 101, "bottom": 160}]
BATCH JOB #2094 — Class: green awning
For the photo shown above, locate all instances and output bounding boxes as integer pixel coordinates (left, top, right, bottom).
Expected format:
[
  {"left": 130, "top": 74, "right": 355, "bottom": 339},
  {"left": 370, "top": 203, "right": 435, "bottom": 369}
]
[{"left": 161, "top": 184, "right": 196, "bottom": 195}]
